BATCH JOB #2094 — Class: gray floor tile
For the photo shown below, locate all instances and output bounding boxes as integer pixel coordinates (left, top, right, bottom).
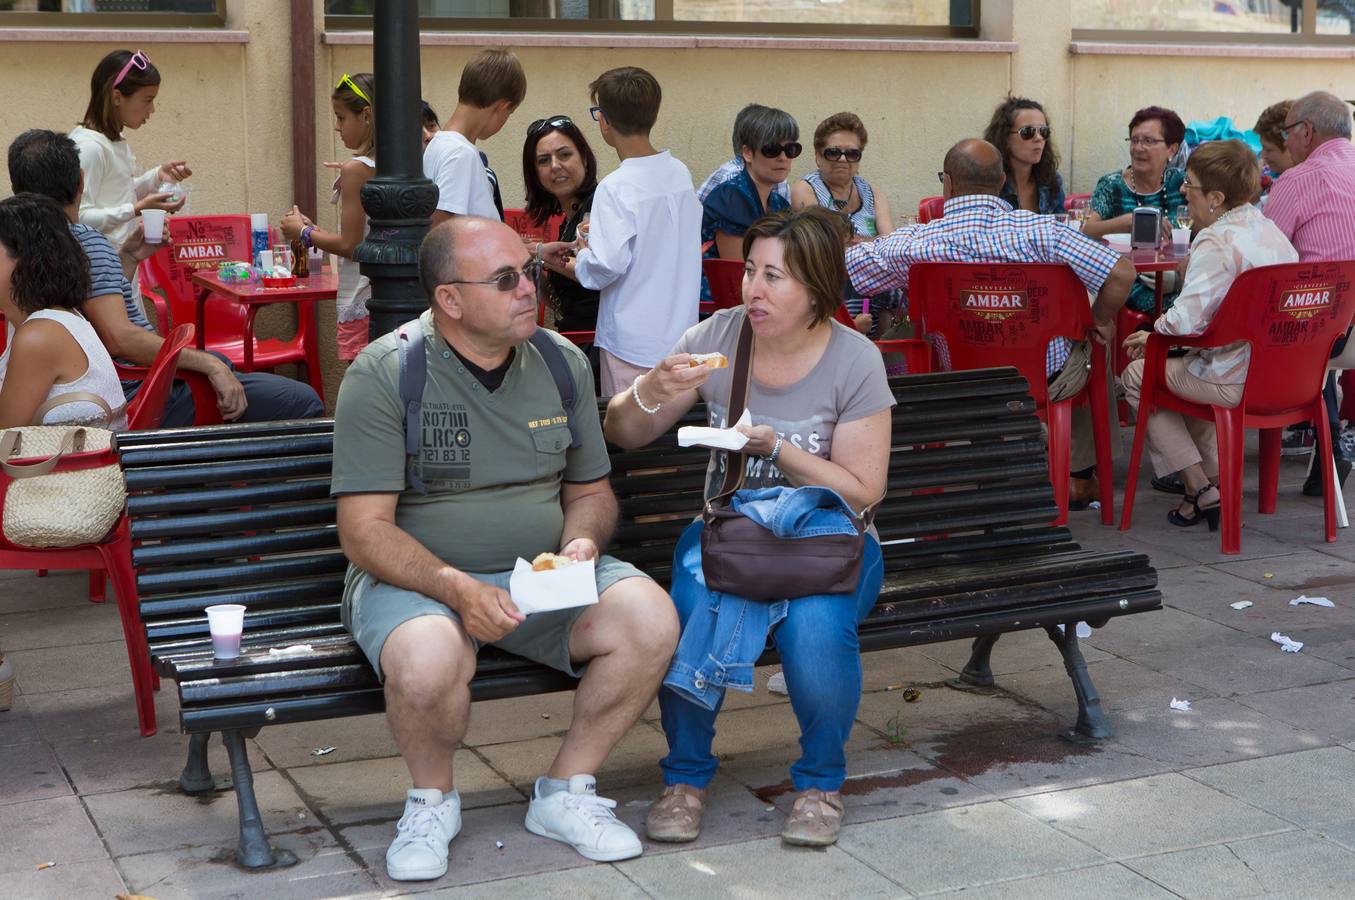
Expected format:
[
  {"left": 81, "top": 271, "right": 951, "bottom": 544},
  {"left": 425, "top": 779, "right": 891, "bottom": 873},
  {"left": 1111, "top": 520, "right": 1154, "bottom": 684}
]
[
  {"left": 1084, "top": 605, "right": 1250, "bottom": 659},
  {"left": 1187, "top": 746, "right": 1355, "bottom": 827},
  {"left": 423, "top": 863, "right": 649, "bottom": 899},
  {"left": 603, "top": 773, "right": 787, "bottom": 857},
  {"left": 25, "top": 681, "right": 182, "bottom": 742},
  {"left": 0, "top": 570, "right": 88, "bottom": 615},
  {"left": 250, "top": 712, "right": 401, "bottom": 769},
  {"left": 1130, "top": 635, "right": 1355, "bottom": 697},
  {"left": 288, "top": 751, "right": 520, "bottom": 826},
  {"left": 926, "top": 862, "right": 1176, "bottom": 899},
  {"left": 0, "top": 796, "right": 108, "bottom": 875},
  {"left": 84, "top": 769, "right": 319, "bottom": 857},
  {"left": 0, "top": 741, "right": 71, "bottom": 805},
  {"left": 916, "top": 630, "right": 1109, "bottom": 678},
  {"left": 619, "top": 835, "right": 904, "bottom": 899},
  {"left": 54, "top": 730, "right": 270, "bottom": 796},
  {"left": 1231, "top": 679, "right": 1355, "bottom": 744},
  {"left": 1126, "top": 829, "right": 1355, "bottom": 899},
  {"left": 0, "top": 601, "right": 126, "bottom": 652},
  {"left": 462, "top": 691, "right": 581, "bottom": 746},
  {"left": 1211, "top": 549, "right": 1355, "bottom": 591},
  {"left": 1000, "top": 656, "right": 1211, "bottom": 716},
  {"left": 473, "top": 720, "right": 668, "bottom": 791},
  {"left": 6, "top": 639, "right": 133, "bottom": 695},
  {"left": 0, "top": 693, "right": 39, "bottom": 747},
  {"left": 1009, "top": 772, "right": 1293, "bottom": 858},
  {"left": 117, "top": 829, "right": 379, "bottom": 899},
  {"left": 836, "top": 800, "right": 1104, "bottom": 894},
  {"left": 0, "top": 857, "right": 126, "bottom": 899}
]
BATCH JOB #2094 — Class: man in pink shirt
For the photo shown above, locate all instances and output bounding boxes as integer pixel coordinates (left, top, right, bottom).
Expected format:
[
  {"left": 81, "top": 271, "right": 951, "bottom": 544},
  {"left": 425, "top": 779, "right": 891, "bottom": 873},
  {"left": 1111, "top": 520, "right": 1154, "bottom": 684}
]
[{"left": 1264, "top": 90, "right": 1355, "bottom": 494}]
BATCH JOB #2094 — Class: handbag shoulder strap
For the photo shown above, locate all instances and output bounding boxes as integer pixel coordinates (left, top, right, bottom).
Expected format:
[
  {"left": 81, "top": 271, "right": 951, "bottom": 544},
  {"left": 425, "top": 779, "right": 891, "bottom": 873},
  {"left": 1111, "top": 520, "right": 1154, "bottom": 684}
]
[
  {"left": 0, "top": 428, "right": 82, "bottom": 478},
  {"left": 32, "top": 391, "right": 114, "bottom": 427},
  {"left": 708, "top": 314, "right": 756, "bottom": 508}
]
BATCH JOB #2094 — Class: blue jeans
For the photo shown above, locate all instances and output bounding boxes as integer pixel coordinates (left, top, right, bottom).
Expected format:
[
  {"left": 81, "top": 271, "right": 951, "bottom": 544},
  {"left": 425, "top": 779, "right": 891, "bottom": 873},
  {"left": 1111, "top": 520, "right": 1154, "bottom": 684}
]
[{"left": 658, "top": 521, "right": 884, "bottom": 792}]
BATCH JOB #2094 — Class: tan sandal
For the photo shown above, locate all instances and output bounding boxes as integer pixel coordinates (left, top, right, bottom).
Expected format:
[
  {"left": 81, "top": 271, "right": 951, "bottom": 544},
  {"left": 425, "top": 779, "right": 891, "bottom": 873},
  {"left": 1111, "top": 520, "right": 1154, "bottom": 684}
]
[
  {"left": 781, "top": 788, "right": 844, "bottom": 846},
  {"left": 646, "top": 784, "right": 705, "bottom": 843}
]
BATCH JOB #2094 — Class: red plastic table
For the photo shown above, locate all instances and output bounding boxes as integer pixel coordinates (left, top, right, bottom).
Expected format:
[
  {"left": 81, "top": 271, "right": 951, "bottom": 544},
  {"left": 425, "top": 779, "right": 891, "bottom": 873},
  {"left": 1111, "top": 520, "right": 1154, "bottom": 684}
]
[
  {"left": 188, "top": 270, "right": 337, "bottom": 372},
  {"left": 1122, "top": 246, "right": 1189, "bottom": 317}
]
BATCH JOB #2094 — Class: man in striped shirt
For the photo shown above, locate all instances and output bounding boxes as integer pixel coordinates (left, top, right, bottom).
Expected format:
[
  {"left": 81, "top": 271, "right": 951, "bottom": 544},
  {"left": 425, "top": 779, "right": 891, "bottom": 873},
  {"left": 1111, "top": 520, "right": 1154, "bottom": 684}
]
[
  {"left": 1263, "top": 91, "right": 1355, "bottom": 495},
  {"left": 846, "top": 139, "right": 1136, "bottom": 506}
]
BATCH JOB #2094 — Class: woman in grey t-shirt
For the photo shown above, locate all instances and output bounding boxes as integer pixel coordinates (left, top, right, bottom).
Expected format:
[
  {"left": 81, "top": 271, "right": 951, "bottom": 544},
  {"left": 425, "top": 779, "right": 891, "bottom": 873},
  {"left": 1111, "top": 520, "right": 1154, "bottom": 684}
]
[{"left": 605, "top": 208, "right": 894, "bottom": 848}]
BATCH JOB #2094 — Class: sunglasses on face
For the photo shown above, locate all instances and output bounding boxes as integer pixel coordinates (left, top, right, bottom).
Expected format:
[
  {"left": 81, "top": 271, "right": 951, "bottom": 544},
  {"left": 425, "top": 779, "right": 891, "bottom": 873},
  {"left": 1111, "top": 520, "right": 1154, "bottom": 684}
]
[
  {"left": 335, "top": 73, "right": 371, "bottom": 106},
  {"left": 112, "top": 49, "right": 150, "bottom": 90},
  {"left": 822, "top": 146, "right": 862, "bottom": 162},
  {"left": 1011, "top": 125, "right": 1050, "bottom": 140},
  {"left": 450, "top": 260, "right": 544, "bottom": 293},
  {"left": 529, "top": 115, "right": 574, "bottom": 137},
  {"left": 759, "top": 141, "right": 802, "bottom": 160}
]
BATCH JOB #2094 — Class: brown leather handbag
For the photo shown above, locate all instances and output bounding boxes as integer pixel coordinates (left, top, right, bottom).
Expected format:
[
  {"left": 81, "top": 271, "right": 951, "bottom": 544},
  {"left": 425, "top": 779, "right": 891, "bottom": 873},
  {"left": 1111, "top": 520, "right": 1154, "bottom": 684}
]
[{"left": 698, "top": 316, "right": 869, "bottom": 601}]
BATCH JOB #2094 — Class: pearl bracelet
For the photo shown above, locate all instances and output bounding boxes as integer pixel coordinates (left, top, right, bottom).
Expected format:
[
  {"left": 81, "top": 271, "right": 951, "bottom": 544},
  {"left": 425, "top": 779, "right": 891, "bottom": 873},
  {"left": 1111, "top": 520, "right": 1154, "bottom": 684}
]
[{"left": 631, "top": 376, "right": 661, "bottom": 415}]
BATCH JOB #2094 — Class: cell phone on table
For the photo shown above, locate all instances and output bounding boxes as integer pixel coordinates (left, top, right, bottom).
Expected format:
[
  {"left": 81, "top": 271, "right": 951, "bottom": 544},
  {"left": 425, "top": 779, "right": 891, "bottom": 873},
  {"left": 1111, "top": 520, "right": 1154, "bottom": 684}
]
[{"left": 1131, "top": 207, "right": 1161, "bottom": 250}]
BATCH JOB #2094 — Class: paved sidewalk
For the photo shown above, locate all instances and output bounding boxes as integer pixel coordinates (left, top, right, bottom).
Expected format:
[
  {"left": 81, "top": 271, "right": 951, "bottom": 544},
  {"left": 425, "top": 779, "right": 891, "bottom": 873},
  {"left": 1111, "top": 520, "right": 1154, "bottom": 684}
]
[{"left": 5, "top": 447, "right": 1355, "bottom": 898}]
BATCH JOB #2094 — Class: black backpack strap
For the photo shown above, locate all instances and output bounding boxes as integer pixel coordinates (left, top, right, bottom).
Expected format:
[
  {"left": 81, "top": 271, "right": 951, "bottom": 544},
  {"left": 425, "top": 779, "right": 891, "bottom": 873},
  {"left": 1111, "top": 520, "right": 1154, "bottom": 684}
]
[
  {"left": 397, "top": 320, "right": 428, "bottom": 495},
  {"left": 528, "top": 329, "right": 582, "bottom": 449}
]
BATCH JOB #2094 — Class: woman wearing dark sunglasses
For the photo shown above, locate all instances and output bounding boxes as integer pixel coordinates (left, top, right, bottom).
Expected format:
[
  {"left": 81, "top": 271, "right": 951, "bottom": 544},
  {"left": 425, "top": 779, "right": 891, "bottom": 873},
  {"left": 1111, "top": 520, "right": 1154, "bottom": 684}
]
[
  {"left": 792, "top": 112, "right": 894, "bottom": 244},
  {"left": 521, "top": 115, "right": 601, "bottom": 341},
  {"left": 982, "top": 96, "right": 1066, "bottom": 215},
  {"left": 702, "top": 106, "right": 798, "bottom": 261}
]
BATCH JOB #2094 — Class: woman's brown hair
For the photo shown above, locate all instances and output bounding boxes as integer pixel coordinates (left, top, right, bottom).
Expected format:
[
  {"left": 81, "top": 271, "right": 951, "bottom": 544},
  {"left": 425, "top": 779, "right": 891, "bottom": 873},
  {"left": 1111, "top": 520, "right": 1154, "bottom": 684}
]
[
  {"left": 82, "top": 49, "right": 161, "bottom": 142},
  {"left": 333, "top": 72, "right": 376, "bottom": 158},
  {"left": 741, "top": 207, "right": 848, "bottom": 328},
  {"left": 1186, "top": 139, "right": 1260, "bottom": 209},
  {"left": 813, "top": 112, "right": 868, "bottom": 154}
]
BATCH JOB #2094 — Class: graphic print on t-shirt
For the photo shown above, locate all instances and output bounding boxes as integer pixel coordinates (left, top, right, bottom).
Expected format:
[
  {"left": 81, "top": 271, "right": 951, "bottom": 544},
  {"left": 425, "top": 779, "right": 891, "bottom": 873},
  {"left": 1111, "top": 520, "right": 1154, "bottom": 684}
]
[
  {"left": 419, "top": 400, "right": 473, "bottom": 489},
  {"left": 708, "top": 404, "right": 830, "bottom": 494}
]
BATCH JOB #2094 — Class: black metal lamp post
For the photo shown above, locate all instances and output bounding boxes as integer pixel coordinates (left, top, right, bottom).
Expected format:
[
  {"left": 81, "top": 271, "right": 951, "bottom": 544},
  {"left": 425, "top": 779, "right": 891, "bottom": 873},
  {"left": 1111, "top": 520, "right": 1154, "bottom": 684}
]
[{"left": 359, "top": 0, "right": 438, "bottom": 340}]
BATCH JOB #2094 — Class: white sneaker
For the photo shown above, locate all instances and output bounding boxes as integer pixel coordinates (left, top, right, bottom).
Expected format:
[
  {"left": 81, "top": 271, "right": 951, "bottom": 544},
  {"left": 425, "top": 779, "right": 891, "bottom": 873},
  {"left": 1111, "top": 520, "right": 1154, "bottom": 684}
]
[
  {"left": 386, "top": 788, "right": 462, "bottom": 881},
  {"left": 524, "top": 775, "right": 642, "bottom": 861}
]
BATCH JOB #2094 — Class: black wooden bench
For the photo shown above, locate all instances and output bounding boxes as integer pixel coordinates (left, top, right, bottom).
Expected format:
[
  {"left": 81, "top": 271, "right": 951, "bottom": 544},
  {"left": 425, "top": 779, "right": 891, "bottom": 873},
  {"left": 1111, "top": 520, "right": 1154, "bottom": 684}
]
[{"left": 118, "top": 368, "right": 1161, "bottom": 869}]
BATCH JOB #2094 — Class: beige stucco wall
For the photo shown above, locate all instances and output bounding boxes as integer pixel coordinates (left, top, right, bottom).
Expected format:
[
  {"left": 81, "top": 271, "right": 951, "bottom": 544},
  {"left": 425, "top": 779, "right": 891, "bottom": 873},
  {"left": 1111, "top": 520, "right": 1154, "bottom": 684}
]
[{"left": 2, "top": 0, "right": 1352, "bottom": 407}]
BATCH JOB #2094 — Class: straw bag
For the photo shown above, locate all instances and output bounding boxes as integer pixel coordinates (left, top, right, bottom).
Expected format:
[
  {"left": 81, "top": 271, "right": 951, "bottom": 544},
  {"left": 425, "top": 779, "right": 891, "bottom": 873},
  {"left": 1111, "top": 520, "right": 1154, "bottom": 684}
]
[{"left": 0, "top": 393, "right": 126, "bottom": 548}]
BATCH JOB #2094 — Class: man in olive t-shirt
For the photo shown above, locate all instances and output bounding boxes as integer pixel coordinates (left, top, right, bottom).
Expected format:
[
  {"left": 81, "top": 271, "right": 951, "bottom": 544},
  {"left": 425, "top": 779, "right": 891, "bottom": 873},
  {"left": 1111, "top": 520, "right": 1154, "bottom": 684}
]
[{"left": 332, "top": 217, "right": 678, "bottom": 880}]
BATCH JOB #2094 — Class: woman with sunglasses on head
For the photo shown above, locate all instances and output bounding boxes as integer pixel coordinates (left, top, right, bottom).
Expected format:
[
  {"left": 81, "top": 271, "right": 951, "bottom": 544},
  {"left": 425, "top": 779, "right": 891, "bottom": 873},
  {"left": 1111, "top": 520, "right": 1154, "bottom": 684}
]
[
  {"left": 983, "top": 97, "right": 1066, "bottom": 215},
  {"left": 72, "top": 50, "right": 191, "bottom": 254},
  {"left": 792, "top": 112, "right": 897, "bottom": 336},
  {"left": 702, "top": 106, "right": 798, "bottom": 262},
  {"left": 521, "top": 115, "right": 601, "bottom": 344},
  {"left": 281, "top": 73, "right": 377, "bottom": 362},
  {"left": 1083, "top": 106, "right": 1188, "bottom": 314}
]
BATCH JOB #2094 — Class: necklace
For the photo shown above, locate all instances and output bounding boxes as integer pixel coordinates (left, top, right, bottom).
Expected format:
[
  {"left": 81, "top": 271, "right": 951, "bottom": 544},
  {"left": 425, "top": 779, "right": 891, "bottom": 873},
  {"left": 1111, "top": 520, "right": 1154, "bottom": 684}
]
[
  {"left": 830, "top": 179, "right": 856, "bottom": 211},
  {"left": 1127, "top": 166, "right": 1165, "bottom": 197}
]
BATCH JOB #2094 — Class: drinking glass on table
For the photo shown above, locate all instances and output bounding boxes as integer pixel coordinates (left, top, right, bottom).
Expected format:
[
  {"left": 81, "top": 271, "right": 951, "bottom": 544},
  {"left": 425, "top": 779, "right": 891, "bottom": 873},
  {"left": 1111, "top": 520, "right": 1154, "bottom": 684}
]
[
  {"left": 271, "top": 243, "right": 294, "bottom": 274},
  {"left": 1174, "top": 204, "right": 1192, "bottom": 230}
]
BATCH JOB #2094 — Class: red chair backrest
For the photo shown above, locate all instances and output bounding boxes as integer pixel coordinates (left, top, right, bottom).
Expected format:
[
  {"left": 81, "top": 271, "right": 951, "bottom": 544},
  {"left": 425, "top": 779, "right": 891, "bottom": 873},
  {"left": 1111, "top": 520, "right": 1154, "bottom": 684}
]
[
  {"left": 1065, "top": 193, "right": 1092, "bottom": 211},
  {"left": 1186, "top": 261, "right": 1355, "bottom": 416},
  {"left": 126, "top": 324, "right": 195, "bottom": 430},
  {"left": 142, "top": 215, "right": 255, "bottom": 338},
  {"left": 909, "top": 262, "right": 1095, "bottom": 408},
  {"left": 703, "top": 258, "right": 744, "bottom": 311},
  {"left": 918, "top": 196, "right": 945, "bottom": 224},
  {"left": 504, "top": 207, "right": 564, "bottom": 242}
]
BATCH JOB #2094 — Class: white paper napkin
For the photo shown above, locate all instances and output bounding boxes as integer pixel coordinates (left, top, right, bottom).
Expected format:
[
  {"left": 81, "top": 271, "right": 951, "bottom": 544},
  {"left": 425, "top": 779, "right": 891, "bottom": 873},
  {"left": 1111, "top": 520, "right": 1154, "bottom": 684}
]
[
  {"left": 509, "top": 557, "right": 599, "bottom": 616},
  {"left": 678, "top": 408, "right": 753, "bottom": 451}
]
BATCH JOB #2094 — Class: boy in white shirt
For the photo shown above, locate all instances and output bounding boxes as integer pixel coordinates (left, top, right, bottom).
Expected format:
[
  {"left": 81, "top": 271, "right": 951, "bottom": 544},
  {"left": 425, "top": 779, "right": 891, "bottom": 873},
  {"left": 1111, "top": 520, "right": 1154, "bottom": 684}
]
[
  {"left": 424, "top": 47, "right": 525, "bottom": 225},
  {"left": 547, "top": 66, "right": 701, "bottom": 396}
]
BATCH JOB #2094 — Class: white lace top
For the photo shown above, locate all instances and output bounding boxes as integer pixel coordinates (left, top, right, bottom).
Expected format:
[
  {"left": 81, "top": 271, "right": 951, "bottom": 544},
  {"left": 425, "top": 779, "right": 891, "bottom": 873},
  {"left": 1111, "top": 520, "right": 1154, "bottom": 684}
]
[{"left": 0, "top": 309, "right": 128, "bottom": 431}]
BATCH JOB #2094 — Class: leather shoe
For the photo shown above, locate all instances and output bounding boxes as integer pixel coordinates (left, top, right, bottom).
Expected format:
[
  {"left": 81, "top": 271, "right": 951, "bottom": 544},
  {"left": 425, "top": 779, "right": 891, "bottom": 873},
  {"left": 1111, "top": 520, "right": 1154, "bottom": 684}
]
[
  {"left": 1068, "top": 476, "right": 1099, "bottom": 511},
  {"left": 1303, "top": 457, "right": 1351, "bottom": 497},
  {"left": 1151, "top": 473, "right": 1185, "bottom": 495}
]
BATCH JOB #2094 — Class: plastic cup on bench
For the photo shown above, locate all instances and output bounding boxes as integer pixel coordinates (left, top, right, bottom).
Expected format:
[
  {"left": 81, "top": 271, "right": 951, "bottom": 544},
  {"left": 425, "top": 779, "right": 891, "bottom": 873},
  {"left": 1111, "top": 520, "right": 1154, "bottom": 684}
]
[{"left": 205, "top": 603, "right": 246, "bottom": 659}]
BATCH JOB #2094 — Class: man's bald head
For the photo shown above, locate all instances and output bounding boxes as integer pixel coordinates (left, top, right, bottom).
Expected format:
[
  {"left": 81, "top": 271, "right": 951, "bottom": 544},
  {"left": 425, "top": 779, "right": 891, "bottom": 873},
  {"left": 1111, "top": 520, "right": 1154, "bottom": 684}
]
[
  {"left": 418, "top": 215, "right": 512, "bottom": 299},
  {"left": 942, "top": 139, "right": 1005, "bottom": 197}
]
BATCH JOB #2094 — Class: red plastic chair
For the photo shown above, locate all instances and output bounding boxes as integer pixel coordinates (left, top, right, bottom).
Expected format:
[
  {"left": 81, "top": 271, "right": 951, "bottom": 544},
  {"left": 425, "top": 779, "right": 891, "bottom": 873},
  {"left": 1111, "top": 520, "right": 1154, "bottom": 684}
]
[
  {"left": 536, "top": 299, "right": 594, "bottom": 347},
  {"left": 1119, "top": 260, "right": 1355, "bottom": 554},
  {"left": 876, "top": 338, "right": 932, "bottom": 374},
  {"left": 139, "top": 215, "right": 324, "bottom": 400},
  {"left": 909, "top": 262, "right": 1115, "bottom": 525},
  {"left": 0, "top": 441, "right": 155, "bottom": 734},
  {"left": 703, "top": 258, "right": 744, "bottom": 312},
  {"left": 918, "top": 196, "right": 945, "bottom": 224},
  {"left": 1066, "top": 193, "right": 1092, "bottom": 211},
  {"left": 1114, "top": 307, "right": 1153, "bottom": 424},
  {"left": 125, "top": 324, "right": 196, "bottom": 430}
]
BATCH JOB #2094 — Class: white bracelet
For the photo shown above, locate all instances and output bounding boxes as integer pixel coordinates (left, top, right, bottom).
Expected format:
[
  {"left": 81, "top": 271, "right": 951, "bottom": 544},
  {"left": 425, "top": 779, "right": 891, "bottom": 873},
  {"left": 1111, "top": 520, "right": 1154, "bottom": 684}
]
[
  {"left": 631, "top": 376, "right": 661, "bottom": 415},
  {"left": 767, "top": 433, "right": 785, "bottom": 463}
]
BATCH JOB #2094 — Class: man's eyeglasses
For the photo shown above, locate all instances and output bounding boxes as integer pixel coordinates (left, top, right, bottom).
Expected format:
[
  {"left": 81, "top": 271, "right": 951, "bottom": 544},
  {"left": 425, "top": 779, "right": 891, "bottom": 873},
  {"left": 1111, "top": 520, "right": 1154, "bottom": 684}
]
[
  {"left": 529, "top": 115, "right": 573, "bottom": 136},
  {"left": 589, "top": 106, "right": 605, "bottom": 122},
  {"left": 1280, "top": 119, "right": 1310, "bottom": 141},
  {"left": 1125, "top": 136, "right": 1166, "bottom": 148},
  {"left": 760, "top": 142, "right": 803, "bottom": 160},
  {"left": 937, "top": 171, "right": 946, "bottom": 185},
  {"left": 1011, "top": 125, "right": 1051, "bottom": 141},
  {"left": 450, "top": 261, "right": 544, "bottom": 293},
  {"left": 335, "top": 73, "right": 371, "bottom": 106},
  {"left": 822, "top": 146, "right": 862, "bottom": 162},
  {"left": 112, "top": 49, "right": 150, "bottom": 90}
]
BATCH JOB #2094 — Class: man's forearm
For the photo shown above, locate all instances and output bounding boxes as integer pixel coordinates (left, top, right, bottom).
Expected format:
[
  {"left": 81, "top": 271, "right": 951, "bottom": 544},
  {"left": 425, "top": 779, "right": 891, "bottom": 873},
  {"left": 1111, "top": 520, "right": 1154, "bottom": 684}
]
[
  {"left": 340, "top": 516, "right": 469, "bottom": 609},
  {"left": 559, "top": 490, "right": 618, "bottom": 551},
  {"left": 177, "top": 347, "right": 230, "bottom": 377}
]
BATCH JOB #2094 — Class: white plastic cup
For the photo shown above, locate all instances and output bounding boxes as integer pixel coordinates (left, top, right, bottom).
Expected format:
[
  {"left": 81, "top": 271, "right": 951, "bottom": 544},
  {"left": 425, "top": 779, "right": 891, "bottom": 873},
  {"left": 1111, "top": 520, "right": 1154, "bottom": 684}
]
[
  {"left": 141, "top": 209, "right": 166, "bottom": 243},
  {"left": 1171, "top": 227, "right": 1191, "bottom": 252},
  {"left": 205, "top": 603, "right": 246, "bottom": 659},
  {"left": 258, "top": 249, "right": 274, "bottom": 271}
]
